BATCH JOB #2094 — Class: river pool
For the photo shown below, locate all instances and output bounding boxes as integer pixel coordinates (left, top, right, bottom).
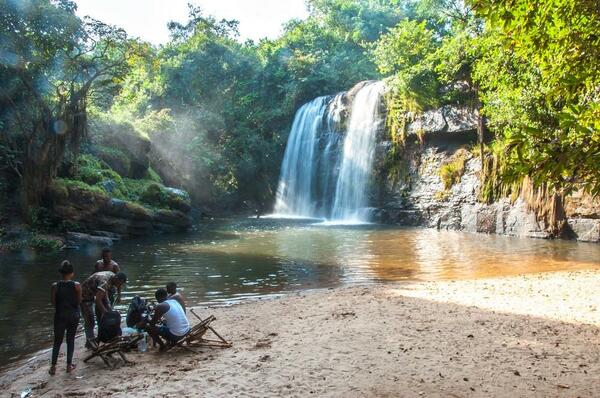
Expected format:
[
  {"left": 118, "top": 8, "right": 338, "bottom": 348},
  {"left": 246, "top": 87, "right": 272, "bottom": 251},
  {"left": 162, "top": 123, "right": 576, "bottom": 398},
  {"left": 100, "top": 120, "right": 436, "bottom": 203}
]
[{"left": 1, "top": 218, "right": 599, "bottom": 367}]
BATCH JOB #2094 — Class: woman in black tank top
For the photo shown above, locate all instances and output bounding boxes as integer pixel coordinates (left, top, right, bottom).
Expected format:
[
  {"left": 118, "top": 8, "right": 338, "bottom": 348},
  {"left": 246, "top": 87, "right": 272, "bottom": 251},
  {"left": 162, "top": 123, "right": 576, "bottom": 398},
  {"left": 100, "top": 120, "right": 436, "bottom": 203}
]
[{"left": 49, "top": 261, "right": 82, "bottom": 375}]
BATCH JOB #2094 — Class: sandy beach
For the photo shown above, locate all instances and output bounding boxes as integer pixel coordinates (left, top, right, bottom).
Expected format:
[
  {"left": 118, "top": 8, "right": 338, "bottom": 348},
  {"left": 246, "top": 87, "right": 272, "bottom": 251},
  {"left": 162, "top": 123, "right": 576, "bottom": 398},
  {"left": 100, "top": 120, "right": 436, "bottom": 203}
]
[{"left": 1, "top": 269, "right": 599, "bottom": 398}]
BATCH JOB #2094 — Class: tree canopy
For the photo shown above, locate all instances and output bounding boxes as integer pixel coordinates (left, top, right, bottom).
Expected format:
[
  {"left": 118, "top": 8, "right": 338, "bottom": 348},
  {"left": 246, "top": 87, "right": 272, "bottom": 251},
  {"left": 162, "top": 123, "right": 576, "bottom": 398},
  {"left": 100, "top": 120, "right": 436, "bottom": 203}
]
[{"left": 0, "top": 0, "right": 598, "bottom": 223}]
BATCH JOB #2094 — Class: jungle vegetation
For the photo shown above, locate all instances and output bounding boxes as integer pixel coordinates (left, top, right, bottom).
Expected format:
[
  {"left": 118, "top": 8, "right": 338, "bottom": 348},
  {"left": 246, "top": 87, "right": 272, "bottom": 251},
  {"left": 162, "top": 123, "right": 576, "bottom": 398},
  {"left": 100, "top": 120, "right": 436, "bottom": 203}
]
[{"left": 0, "top": 0, "right": 598, "bottom": 229}]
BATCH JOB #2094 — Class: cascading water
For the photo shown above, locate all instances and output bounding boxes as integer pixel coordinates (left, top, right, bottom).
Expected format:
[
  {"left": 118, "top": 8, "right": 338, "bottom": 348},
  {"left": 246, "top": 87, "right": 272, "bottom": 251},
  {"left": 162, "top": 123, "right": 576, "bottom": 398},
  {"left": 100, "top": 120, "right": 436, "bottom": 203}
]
[
  {"left": 273, "top": 81, "right": 384, "bottom": 223},
  {"left": 273, "top": 95, "right": 344, "bottom": 218},
  {"left": 330, "top": 81, "right": 384, "bottom": 222}
]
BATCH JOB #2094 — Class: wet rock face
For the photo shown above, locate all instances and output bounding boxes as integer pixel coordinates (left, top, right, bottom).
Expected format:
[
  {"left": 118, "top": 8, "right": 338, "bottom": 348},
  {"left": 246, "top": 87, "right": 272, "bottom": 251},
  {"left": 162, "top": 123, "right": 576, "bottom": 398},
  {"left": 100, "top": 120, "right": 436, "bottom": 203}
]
[
  {"left": 563, "top": 191, "right": 600, "bottom": 242},
  {"left": 376, "top": 142, "right": 553, "bottom": 240},
  {"left": 375, "top": 101, "right": 598, "bottom": 243},
  {"left": 376, "top": 99, "right": 576, "bottom": 240}
]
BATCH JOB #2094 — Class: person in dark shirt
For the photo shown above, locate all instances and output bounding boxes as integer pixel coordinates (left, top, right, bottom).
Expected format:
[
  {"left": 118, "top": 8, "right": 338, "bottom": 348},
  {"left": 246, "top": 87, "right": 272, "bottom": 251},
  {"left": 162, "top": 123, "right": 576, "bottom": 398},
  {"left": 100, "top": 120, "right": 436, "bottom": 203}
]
[{"left": 49, "top": 261, "right": 81, "bottom": 375}]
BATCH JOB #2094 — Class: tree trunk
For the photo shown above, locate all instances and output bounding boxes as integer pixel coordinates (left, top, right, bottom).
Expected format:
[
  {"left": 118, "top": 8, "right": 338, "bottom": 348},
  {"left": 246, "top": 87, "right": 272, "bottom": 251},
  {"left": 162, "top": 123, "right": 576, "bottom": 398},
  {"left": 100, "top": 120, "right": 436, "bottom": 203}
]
[{"left": 18, "top": 94, "right": 87, "bottom": 219}]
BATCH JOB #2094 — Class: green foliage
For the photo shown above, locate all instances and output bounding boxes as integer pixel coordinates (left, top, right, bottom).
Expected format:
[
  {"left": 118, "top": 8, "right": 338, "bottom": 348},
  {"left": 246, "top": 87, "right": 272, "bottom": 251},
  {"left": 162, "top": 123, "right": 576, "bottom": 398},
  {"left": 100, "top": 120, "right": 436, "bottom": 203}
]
[
  {"left": 470, "top": 0, "right": 600, "bottom": 196},
  {"left": 29, "top": 234, "right": 63, "bottom": 252},
  {"left": 0, "top": 0, "right": 133, "bottom": 213},
  {"left": 371, "top": 3, "right": 480, "bottom": 147},
  {"left": 2, "top": 0, "right": 599, "bottom": 226},
  {"left": 434, "top": 190, "right": 451, "bottom": 201},
  {"left": 28, "top": 207, "right": 53, "bottom": 233},
  {"left": 76, "top": 155, "right": 122, "bottom": 186},
  {"left": 371, "top": 20, "right": 436, "bottom": 77},
  {"left": 439, "top": 151, "right": 468, "bottom": 190},
  {"left": 139, "top": 183, "right": 167, "bottom": 207},
  {"left": 146, "top": 168, "right": 162, "bottom": 183}
]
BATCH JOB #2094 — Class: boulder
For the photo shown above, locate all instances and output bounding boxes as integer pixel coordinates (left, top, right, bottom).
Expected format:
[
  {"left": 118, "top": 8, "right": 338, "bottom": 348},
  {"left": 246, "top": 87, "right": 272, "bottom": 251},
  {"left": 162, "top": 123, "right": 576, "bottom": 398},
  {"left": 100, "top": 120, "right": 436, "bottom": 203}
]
[
  {"left": 567, "top": 218, "right": 600, "bottom": 242},
  {"left": 407, "top": 105, "right": 478, "bottom": 138},
  {"left": 91, "top": 230, "right": 122, "bottom": 241},
  {"left": 96, "top": 147, "right": 132, "bottom": 178},
  {"left": 93, "top": 121, "right": 151, "bottom": 178},
  {"left": 66, "top": 232, "right": 113, "bottom": 248},
  {"left": 441, "top": 106, "right": 479, "bottom": 133},
  {"left": 93, "top": 215, "right": 154, "bottom": 237},
  {"left": 139, "top": 184, "right": 193, "bottom": 213},
  {"left": 102, "top": 199, "right": 153, "bottom": 221},
  {"left": 407, "top": 109, "right": 447, "bottom": 135},
  {"left": 153, "top": 209, "right": 192, "bottom": 231},
  {"left": 164, "top": 187, "right": 191, "bottom": 202},
  {"left": 564, "top": 190, "right": 600, "bottom": 219}
]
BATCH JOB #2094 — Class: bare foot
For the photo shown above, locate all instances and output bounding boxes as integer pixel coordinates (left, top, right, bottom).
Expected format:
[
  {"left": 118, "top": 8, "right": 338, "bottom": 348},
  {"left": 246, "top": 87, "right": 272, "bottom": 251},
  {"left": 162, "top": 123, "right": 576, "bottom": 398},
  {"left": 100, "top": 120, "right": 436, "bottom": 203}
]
[{"left": 67, "top": 364, "right": 76, "bottom": 373}]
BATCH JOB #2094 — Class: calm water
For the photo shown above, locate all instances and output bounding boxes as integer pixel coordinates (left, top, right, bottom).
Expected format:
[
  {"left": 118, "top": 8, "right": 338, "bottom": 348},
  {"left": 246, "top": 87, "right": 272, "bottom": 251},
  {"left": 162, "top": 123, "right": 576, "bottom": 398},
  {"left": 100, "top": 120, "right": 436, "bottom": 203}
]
[{"left": 1, "top": 218, "right": 599, "bottom": 367}]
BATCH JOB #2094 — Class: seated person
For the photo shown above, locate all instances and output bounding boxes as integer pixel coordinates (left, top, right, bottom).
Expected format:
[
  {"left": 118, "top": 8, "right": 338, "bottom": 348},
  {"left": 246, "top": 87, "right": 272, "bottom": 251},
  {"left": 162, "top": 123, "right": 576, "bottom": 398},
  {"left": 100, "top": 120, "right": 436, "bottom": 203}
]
[
  {"left": 145, "top": 288, "right": 190, "bottom": 350},
  {"left": 166, "top": 281, "right": 186, "bottom": 312}
]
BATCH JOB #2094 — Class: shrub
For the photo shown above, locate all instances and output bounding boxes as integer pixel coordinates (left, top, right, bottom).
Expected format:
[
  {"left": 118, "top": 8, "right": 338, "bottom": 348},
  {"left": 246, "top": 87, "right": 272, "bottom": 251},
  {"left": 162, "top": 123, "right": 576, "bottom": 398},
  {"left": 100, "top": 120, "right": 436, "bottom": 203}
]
[
  {"left": 434, "top": 190, "right": 451, "bottom": 201},
  {"left": 439, "top": 150, "right": 468, "bottom": 190},
  {"left": 29, "top": 235, "right": 63, "bottom": 252},
  {"left": 28, "top": 206, "right": 53, "bottom": 232},
  {"left": 146, "top": 167, "right": 162, "bottom": 183},
  {"left": 140, "top": 183, "right": 168, "bottom": 208}
]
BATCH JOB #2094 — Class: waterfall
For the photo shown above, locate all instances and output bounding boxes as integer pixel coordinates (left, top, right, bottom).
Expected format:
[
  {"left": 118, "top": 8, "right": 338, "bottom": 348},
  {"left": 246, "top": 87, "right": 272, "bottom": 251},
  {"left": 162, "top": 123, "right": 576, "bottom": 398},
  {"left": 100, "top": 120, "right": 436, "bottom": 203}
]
[
  {"left": 273, "top": 81, "right": 384, "bottom": 222},
  {"left": 273, "top": 95, "right": 343, "bottom": 218},
  {"left": 330, "top": 81, "right": 384, "bottom": 222}
]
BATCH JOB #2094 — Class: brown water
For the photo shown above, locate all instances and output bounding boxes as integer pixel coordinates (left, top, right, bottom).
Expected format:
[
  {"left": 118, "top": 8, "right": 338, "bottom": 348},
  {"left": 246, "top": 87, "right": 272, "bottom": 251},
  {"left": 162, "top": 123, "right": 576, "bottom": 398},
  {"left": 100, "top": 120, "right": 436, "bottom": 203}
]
[{"left": 0, "top": 218, "right": 599, "bottom": 367}]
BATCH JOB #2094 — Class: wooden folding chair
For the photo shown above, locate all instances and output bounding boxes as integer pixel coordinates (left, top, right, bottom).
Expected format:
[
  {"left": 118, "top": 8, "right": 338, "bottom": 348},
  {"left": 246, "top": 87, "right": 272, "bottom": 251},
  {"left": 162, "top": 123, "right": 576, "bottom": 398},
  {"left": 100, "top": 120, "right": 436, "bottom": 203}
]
[
  {"left": 167, "top": 309, "right": 232, "bottom": 352},
  {"left": 83, "top": 334, "right": 143, "bottom": 369}
]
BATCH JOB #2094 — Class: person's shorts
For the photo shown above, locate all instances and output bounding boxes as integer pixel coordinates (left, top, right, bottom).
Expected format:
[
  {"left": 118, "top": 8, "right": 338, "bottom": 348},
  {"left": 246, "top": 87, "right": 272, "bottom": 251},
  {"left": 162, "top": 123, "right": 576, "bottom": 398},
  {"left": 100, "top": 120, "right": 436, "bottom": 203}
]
[{"left": 158, "top": 326, "right": 185, "bottom": 343}]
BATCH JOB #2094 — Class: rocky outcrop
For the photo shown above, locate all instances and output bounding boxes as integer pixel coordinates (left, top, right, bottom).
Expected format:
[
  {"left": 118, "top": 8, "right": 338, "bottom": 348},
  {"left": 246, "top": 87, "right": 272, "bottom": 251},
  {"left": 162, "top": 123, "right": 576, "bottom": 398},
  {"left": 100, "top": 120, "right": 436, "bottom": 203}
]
[
  {"left": 65, "top": 232, "right": 114, "bottom": 248},
  {"left": 407, "top": 106, "right": 479, "bottom": 138},
  {"left": 564, "top": 191, "right": 600, "bottom": 242},
  {"left": 47, "top": 182, "right": 192, "bottom": 238},
  {"left": 92, "top": 120, "right": 152, "bottom": 179},
  {"left": 375, "top": 102, "right": 599, "bottom": 243}
]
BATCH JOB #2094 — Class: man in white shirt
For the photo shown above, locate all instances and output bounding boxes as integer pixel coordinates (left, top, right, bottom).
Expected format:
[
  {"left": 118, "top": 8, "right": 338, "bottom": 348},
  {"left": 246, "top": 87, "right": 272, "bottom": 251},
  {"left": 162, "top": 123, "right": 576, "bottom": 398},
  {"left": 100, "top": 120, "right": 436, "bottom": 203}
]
[{"left": 145, "top": 288, "right": 190, "bottom": 350}]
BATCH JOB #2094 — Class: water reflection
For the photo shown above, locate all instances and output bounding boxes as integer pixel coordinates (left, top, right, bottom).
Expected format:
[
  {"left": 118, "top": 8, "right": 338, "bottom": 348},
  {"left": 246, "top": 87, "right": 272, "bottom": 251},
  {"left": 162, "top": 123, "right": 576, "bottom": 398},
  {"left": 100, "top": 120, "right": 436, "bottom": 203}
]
[{"left": 0, "top": 218, "right": 599, "bottom": 367}]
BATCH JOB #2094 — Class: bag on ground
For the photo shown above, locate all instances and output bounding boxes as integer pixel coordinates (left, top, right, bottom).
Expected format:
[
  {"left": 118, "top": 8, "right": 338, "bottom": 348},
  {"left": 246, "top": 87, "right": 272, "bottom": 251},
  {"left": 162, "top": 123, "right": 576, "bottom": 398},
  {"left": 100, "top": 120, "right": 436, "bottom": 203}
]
[{"left": 98, "top": 310, "right": 122, "bottom": 342}]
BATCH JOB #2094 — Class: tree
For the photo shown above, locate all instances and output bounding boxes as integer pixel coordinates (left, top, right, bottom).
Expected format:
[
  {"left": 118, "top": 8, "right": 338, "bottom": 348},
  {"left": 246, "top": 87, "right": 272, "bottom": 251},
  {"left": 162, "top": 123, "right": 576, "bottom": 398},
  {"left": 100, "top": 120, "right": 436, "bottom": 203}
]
[
  {"left": 470, "top": 0, "right": 600, "bottom": 196},
  {"left": 0, "top": 0, "right": 132, "bottom": 215}
]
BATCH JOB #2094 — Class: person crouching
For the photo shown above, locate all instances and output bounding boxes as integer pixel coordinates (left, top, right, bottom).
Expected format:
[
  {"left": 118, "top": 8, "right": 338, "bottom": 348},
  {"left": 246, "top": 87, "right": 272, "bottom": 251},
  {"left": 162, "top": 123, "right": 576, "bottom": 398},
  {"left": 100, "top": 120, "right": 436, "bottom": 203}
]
[
  {"left": 80, "top": 271, "right": 127, "bottom": 347},
  {"left": 145, "top": 288, "right": 190, "bottom": 351}
]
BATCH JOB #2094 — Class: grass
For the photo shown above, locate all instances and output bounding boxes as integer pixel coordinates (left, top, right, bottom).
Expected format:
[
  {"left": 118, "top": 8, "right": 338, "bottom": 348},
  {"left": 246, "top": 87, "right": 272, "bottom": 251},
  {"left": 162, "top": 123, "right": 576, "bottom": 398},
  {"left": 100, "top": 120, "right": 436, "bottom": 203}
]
[{"left": 439, "top": 150, "right": 468, "bottom": 190}]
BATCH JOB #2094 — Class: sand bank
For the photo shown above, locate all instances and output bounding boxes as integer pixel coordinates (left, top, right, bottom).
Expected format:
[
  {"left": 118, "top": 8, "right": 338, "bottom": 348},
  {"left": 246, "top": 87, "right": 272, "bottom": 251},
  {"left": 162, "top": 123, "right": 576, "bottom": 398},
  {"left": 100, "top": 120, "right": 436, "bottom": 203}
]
[{"left": 2, "top": 270, "right": 599, "bottom": 397}]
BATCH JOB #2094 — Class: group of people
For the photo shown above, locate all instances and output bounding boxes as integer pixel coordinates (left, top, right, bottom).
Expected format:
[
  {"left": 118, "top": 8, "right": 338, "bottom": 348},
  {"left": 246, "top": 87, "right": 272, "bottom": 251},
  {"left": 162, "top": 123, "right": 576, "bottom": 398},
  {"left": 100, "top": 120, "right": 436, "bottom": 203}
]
[{"left": 49, "top": 248, "right": 191, "bottom": 375}]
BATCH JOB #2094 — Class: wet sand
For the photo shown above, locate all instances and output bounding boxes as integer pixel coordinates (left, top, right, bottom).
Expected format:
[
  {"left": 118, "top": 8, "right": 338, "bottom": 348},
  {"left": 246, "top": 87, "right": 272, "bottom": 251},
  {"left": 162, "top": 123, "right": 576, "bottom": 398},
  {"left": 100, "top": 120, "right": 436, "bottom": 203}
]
[{"left": 1, "top": 269, "right": 599, "bottom": 397}]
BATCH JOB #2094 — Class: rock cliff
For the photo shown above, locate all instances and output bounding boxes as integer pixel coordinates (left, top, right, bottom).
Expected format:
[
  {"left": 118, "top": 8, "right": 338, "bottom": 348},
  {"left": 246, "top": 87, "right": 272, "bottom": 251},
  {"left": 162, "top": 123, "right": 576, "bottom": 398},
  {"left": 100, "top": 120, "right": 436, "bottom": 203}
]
[
  {"left": 326, "top": 81, "right": 600, "bottom": 243},
  {"left": 372, "top": 99, "right": 600, "bottom": 243}
]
